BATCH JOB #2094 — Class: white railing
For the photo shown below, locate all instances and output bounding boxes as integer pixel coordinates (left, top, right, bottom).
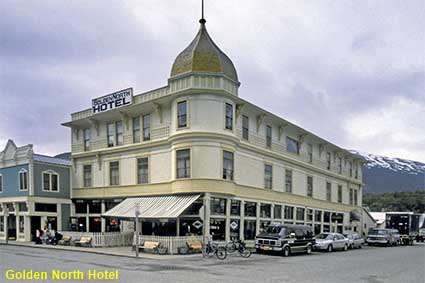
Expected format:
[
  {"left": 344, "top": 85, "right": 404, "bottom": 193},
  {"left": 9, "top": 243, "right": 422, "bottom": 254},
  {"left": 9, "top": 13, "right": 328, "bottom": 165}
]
[
  {"left": 133, "top": 235, "right": 204, "bottom": 255},
  {"left": 59, "top": 231, "right": 134, "bottom": 247}
]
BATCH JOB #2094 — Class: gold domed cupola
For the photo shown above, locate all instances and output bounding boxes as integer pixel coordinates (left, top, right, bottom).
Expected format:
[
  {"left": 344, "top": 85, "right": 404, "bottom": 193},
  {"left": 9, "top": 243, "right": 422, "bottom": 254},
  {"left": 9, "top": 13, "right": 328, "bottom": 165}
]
[{"left": 170, "top": 18, "right": 239, "bottom": 83}]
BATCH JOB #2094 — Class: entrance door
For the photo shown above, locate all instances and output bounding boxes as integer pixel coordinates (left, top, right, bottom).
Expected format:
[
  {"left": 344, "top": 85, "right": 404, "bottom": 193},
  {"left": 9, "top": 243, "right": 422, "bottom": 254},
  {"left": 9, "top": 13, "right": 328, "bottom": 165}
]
[
  {"left": 7, "top": 216, "right": 17, "bottom": 240},
  {"left": 31, "top": 216, "right": 41, "bottom": 242}
]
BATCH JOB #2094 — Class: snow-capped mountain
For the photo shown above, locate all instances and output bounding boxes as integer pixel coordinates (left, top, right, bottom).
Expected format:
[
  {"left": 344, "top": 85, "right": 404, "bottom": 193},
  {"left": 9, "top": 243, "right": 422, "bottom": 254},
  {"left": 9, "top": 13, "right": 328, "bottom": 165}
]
[{"left": 350, "top": 151, "right": 425, "bottom": 194}]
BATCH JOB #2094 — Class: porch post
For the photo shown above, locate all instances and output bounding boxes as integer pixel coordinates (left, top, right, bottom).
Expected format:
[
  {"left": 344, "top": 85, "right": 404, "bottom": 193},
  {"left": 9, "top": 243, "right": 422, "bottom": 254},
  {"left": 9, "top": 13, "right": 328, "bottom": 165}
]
[
  {"left": 225, "top": 198, "right": 231, "bottom": 241},
  {"left": 101, "top": 200, "right": 106, "bottom": 232},
  {"left": 176, "top": 217, "right": 180, "bottom": 236}
]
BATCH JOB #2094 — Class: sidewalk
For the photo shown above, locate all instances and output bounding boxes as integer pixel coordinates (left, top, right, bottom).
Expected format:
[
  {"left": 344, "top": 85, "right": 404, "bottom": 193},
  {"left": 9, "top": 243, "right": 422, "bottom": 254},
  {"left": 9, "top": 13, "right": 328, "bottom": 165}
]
[{"left": 0, "top": 240, "right": 200, "bottom": 260}]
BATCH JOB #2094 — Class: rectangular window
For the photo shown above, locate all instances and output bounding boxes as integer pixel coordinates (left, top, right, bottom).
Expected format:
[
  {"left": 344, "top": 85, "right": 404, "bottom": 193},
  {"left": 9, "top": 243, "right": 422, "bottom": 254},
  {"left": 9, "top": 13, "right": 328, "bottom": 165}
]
[
  {"left": 244, "top": 201, "right": 257, "bottom": 217},
  {"left": 230, "top": 200, "right": 241, "bottom": 216},
  {"left": 355, "top": 163, "right": 359, "bottom": 179},
  {"left": 35, "top": 203, "right": 57, "bottom": 212},
  {"left": 307, "top": 144, "right": 313, "bottom": 163},
  {"left": 242, "top": 115, "right": 249, "bottom": 140},
  {"left": 274, "top": 205, "right": 282, "bottom": 220},
  {"left": 83, "top": 165, "right": 92, "bottom": 187},
  {"left": 324, "top": 211, "right": 331, "bottom": 223},
  {"left": 107, "top": 123, "right": 114, "bottom": 147},
  {"left": 260, "top": 203, "right": 271, "bottom": 218},
  {"left": 19, "top": 170, "right": 28, "bottom": 191},
  {"left": 307, "top": 209, "right": 313, "bottom": 222},
  {"left": 337, "top": 185, "right": 342, "bottom": 203},
  {"left": 264, "top": 164, "right": 273, "bottom": 189},
  {"left": 286, "top": 137, "right": 299, "bottom": 154},
  {"left": 296, "top": 207, "right": 305, "bottom": 221},
  {"left": 210, "top": 197, "right": 226, "bottom": 215},
  {"left": 225, "top": 103, "right": 233, "bottom": 130},
  {"left": 307, "top": 176, "right": 313, "bottom": 197},
  {"left": 223, "top": 151, "right": 234, "bottom": 180},
  {"left": 285, "top": 169, "right": 292, "bottom": 193},
  {"left": 338, "top": 157, "right": 342, "bottom": 174},
  {"left": 115, "top": 121, "right": 123, "bottom": 146},
  {"left": 109, "top": 161, "right": 120, "bottom": 186},
  {"left": 177, "top": 101, "right": 187, "bottom": 128},
  {"left": 326, "top": 152, "right": 331, "bottom": 170},
  {"left": 354, "top": 190, "right": 358, "bottom": 206},
  {"left": 349, "top": 188, "right": 354, "bottom": 205},
  {"left": 349, "top": 161, "right": 353, "bottom": 178},
  {"left": 84, "top": 128, "right": 91, "bottom": 151},
  {"left": 143, "top": 114, "right": 151, "bottom": 141},
  {"left": 133, "top": 117, "right": 140, "bottom": 143},
  {"left": 326, "top": 182, "right": 332, "bottom": 202},
  {"left": 75, "top": 200, "right": 87, "bottom": 214},
  {"left": 315, "top": 210, "right": 322, "bottom": 222},
  {"left": 244, "top": 220, "right": 256, "bottom": 240},
  {"left": 266, "top": 125, "right": 272, "bottom": 148},
  {"left": 176, "top": 149, "right": 190, "bottom": 178},
  {"left": 284, "top": 206, "right": 294, "bottom": 219},
  {"left": 42, "top": 172, "right": 58, "bottom": 192},
  {"left": 0, "top": 175, "right": 2, "bottom": 192},
  {"left": 137, "top": 158, "right": 149, "bottom": 184}
]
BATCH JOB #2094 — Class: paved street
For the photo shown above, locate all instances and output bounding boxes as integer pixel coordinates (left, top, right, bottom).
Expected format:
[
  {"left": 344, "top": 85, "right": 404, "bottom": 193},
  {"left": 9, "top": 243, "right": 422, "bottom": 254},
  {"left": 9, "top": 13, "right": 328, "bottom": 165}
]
[{"left": 1, "top": 243, "right": 424, "bottom": 283}]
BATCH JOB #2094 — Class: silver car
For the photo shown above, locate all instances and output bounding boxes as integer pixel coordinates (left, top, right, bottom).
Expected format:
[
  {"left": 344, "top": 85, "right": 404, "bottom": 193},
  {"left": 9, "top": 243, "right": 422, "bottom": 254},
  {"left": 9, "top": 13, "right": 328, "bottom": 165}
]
[
  {"left": 314, "top": 232, "right": 349, "bottom": 252},
  {"left": 343, "top": 233, "right": 364, "bottom": 249}
]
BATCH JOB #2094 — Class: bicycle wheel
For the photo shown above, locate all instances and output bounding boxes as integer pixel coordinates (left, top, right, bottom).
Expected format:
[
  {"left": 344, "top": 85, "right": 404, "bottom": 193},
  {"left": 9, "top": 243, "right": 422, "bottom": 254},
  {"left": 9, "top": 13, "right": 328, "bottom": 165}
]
[
  {"left": 240, "top": 247, "right": 251, "bottom": 258},
  {"left": 216, "top": 247, "right": 227, "bottom": 260},
  {"left": 226, "top": 242, "right": 237, "bottom": 254}
]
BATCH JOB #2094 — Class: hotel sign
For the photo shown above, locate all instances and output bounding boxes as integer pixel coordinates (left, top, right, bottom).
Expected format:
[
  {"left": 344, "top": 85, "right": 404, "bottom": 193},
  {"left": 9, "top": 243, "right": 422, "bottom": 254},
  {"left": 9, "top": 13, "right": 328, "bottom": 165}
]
[{"left": 92, "top": 88, "right": 133, "bottom": 114}]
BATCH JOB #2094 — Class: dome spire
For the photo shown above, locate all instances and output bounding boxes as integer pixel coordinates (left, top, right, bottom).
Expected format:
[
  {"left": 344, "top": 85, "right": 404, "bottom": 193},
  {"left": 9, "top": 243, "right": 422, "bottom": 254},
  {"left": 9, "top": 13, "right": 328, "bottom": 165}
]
[{"left": 199, "top": 0, "right": 206, "bottom": 24}]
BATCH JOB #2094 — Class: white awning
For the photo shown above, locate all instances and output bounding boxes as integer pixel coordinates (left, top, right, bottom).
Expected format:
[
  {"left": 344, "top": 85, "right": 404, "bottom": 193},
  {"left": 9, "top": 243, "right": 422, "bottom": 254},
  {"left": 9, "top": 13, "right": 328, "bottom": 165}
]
[{"left": 102, "top": 194, "right": 201, "bottom": 219}]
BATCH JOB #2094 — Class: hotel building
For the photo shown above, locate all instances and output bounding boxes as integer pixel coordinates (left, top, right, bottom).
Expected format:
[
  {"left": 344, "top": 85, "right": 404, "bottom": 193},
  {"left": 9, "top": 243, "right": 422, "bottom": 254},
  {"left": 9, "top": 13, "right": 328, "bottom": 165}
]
[{"left": 62, "top": 17, "right": 366, "bottom": 241}]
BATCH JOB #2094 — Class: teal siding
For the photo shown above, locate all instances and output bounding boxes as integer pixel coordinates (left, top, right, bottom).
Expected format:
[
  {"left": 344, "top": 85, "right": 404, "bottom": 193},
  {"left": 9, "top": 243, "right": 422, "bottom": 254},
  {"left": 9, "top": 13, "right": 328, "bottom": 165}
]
[
  {"left": 0, "top": 164, "right": 29, "bottom": 197},
  {"left": 33, "top": 162, "right": 70, "bottom": 198},
  {"left": 61, "top": 204, "right": 71, "bottom": 231}
]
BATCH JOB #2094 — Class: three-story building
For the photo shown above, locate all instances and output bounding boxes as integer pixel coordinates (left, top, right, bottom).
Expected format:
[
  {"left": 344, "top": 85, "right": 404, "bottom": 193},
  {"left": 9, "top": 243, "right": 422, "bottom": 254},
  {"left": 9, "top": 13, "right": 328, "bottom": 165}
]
[{"left": 63, "top": 17, "right": 366, "bottom": 240}]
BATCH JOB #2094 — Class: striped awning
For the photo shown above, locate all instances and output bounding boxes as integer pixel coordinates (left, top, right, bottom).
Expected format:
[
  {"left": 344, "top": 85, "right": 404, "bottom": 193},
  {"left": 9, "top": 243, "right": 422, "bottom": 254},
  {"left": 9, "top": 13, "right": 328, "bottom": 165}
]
[{"left": 102, "top": 194, "right": 201, "bottom": 219}]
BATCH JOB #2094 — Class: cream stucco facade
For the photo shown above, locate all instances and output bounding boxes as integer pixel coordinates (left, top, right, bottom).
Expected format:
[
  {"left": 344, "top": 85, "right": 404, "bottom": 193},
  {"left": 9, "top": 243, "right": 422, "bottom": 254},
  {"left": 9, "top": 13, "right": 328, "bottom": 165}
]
[{"left": 63, "top": 18, "right": 366, "bottom": 240}]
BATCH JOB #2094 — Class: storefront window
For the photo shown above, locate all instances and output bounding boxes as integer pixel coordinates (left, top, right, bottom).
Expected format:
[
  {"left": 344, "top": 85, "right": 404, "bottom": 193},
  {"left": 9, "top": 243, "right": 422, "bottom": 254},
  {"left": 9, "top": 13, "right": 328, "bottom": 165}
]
[
  {"left": 0, "top": 216, "right": 4, "bottom": 232},
  {"left": 210, "top": 197, "right": 226, "bottom": 215},
  {"left": 331, "top": 213, "right": 344, "bottom": 224},
  {"left": 77, "top": 217, "right": 86, "bottom": 232},
  {"left": 46, "top": 217, "right": 57, "bottom": 231},
  {"left": 89, "top": 217, "right": 102, "bottom": 232},
  {"left": 307, "top": 209, "right": 313, "bottom": 222},
  {"left": 284, "top": 206, "right": 294, "bottom": 219},
  {"left": 179, "top": 218, "right": 203, "bottom": 236},
  {"left": 296, "top": 208, "right": 305, "bottom": 221},
  {"left": 244, "top": 220, "right": 256, "bottom": 240},
  {"left": 229, "top": 219, "right": 240, "bottom": 240},
  {"left": 274, "top": 205, "right": 282, "bottom": 220},
  {"left": 315, "top": 210, "right": 322, "bottom": 222},
  {"left": 35, "top": 203, "right": 57, "bottom": 213},
  {"left": 314, "top": 224, "right": 321, "bottom": 235},
  {"left": 230, "top": 200, "right": 241, "bottom": 216},
  {"left": 210, "top": 218, "right": 225, "bottom": 241},
  {"left": 324, "top": 212, "right": 331, "bottom": 223},
  {"left": 142, "top": 220, "right": 176, "bottom": 236},
  {"left": 323, "top": 225, "right": 330, "bottom": 232},
  {"left": 105, "top": 199, "right": 123, "bottom": 211},
  {"left": 260, "top": 220, "right": 271, "bottom": 233},
  {"left": 18, "top": 202, "right": 28, "bottom": 212},
  {"left": 260, "top": 203, "right": 271, "bottom": 218},
  {"left": 244, "top": 202, "right": 257, "bottom": 217},
  {"left": 88, "top": 200, "right": 101, "bottom": 214},
  {"left": 105, "top": 218, "right": 120, "bottom": 232},
  {"left": 181, "top": 200, "right": 203, "bottom": 215},
  {"left": 75, "top": 200, "right": 87, "bottom": 214}
]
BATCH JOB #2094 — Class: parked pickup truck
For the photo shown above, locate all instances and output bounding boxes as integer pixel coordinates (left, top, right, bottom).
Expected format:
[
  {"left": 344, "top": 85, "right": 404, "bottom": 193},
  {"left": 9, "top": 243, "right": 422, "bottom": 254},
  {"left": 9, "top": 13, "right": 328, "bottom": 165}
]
[{"left": 255, "top": 224, "right": 315, "bottom": 257}]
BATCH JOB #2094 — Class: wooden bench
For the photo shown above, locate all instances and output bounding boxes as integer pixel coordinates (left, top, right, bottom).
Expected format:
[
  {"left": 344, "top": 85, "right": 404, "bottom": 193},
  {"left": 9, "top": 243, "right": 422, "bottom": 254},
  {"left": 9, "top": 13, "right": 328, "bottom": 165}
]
[
  {"left": 74, "top": 236, "right": 92, "bottom": 247},
  {"left": 58, "top": 235, "right": 72, "bottom": 246},
  {"left": 186, "top": 240, "right": 202, "bottom": 253},
  {"left": 139, "top": 241, "right": 160, "bottom": 254}
]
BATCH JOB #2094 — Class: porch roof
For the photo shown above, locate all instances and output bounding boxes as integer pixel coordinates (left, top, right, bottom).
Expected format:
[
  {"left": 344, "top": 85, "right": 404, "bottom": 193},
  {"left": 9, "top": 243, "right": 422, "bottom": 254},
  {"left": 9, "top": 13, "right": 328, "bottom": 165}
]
[{"left": 102, "top": 194, "right": 201, "bottom": 219}]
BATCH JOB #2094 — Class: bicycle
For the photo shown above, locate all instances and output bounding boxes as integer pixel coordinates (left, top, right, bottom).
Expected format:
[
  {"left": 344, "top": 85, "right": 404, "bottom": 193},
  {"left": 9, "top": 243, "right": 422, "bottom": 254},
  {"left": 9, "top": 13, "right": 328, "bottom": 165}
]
[
  {"left": 204, "top": 241, "right": 227, "bottom": 260},
  {"left": 225, "top": 239, "right": 252, "bottom": 258}
]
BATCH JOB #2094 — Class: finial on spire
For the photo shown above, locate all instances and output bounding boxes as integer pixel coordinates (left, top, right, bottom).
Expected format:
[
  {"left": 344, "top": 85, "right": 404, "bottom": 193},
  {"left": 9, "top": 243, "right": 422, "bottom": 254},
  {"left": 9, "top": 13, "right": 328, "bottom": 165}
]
[{"left": 199, "top": 0, "right": 206, "bottom": 24}]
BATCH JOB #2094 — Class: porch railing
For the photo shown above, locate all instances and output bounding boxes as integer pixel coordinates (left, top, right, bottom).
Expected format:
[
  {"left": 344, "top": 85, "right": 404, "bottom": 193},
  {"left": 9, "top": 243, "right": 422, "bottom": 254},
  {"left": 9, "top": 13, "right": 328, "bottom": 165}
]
[
  {"left": 58, "top": 231, "right": 134, "bottom": 247},
  {"left": 133, "top": 235, "right": 204, "bottom": 255}
]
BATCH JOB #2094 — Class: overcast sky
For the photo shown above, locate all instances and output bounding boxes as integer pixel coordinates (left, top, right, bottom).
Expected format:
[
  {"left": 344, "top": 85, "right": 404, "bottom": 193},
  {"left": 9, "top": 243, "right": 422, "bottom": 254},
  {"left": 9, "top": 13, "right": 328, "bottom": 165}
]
[{"left": 1, "top": 0, "right": 424, "bottom": 162}]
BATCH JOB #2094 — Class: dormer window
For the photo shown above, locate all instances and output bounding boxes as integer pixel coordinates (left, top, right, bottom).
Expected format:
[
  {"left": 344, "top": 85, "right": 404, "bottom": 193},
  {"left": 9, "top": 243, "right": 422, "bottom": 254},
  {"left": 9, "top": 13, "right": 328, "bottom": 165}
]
[{"left": 286, "top": 137, "right": 299, "bottom": 154}]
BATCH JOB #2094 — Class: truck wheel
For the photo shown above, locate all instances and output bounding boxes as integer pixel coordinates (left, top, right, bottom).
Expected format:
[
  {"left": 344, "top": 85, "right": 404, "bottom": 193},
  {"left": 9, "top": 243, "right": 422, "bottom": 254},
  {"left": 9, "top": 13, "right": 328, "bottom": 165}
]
[
  {"left": 283, "top": 246, "right": 290, "bottom": 257},
  {"left": 306, "top": 245, "right": 312, "bottom": 255},
  {"left": 327, "top": 245, "right": 333, "bottom": 252}
]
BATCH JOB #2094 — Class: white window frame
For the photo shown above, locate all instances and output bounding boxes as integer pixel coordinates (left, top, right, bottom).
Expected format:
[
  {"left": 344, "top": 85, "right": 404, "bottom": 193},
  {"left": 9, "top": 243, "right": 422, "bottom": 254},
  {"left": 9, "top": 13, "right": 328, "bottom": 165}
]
[
  {"left": 19, "top": 168, "right": 28, "bottom": 191},
  {"left": 42, "top": 170, "right": 60, "bottom": 192}
]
